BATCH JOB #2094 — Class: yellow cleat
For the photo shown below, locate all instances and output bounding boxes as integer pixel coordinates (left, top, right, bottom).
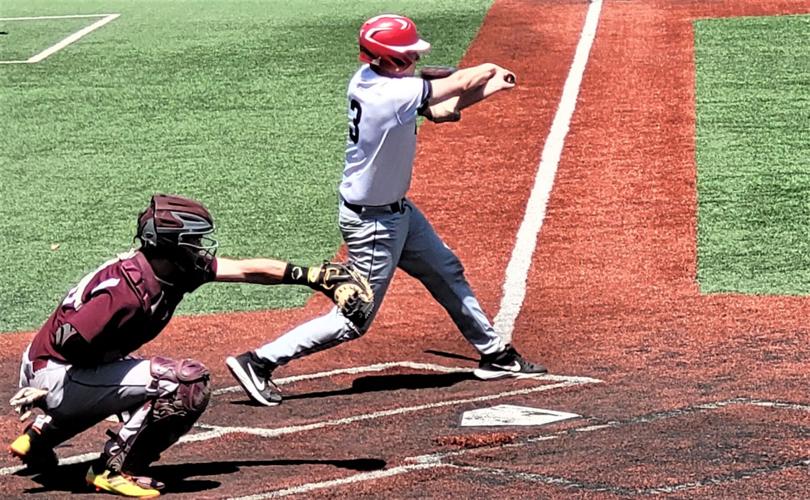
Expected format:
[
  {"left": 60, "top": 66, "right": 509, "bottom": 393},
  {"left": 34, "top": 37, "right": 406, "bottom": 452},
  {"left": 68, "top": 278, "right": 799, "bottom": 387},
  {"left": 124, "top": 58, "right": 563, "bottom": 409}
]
[
  {"left": 85, "top": 466, "right": 161, "bottom": 498},
  {"left": 8, "top": 428, "right": 58, "bottom": 471},
  {"left": 8, "top": 433, "right": 31, "bottom": 457}
]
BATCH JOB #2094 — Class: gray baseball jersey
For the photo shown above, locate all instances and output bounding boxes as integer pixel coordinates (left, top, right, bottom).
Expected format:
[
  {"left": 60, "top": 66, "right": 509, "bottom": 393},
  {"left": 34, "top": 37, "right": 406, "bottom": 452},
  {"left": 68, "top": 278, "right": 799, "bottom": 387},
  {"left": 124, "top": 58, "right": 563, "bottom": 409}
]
[{"left": 340, "top": 64, "right": 430, "bottom": 206}]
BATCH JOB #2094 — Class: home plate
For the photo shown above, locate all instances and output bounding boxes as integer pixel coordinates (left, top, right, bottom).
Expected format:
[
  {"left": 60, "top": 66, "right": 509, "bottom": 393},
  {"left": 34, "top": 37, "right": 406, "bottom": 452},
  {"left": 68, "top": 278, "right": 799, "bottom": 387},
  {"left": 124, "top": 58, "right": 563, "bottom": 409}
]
[{"left": 460, "top": 405, "right": 580, "bottom": 427}]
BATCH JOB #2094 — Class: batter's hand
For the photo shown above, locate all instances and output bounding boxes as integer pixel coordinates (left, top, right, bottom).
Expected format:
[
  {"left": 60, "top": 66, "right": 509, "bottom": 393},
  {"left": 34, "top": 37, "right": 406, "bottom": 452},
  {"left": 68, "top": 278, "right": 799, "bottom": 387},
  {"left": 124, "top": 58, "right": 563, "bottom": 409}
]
[
  {"left": 494, "top": 66, "right": 517, "bottom": 89},
  {"left": 9, "top": 387, "right": 48, "bottom": 422}
]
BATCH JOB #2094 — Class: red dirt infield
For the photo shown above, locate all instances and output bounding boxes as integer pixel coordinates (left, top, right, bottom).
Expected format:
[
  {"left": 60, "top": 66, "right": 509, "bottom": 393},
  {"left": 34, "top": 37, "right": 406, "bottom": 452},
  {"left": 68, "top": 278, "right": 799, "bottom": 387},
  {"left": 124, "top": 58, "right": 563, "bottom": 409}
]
[{"left": 3, "top": 0, "right": 810, "bottom": 497}]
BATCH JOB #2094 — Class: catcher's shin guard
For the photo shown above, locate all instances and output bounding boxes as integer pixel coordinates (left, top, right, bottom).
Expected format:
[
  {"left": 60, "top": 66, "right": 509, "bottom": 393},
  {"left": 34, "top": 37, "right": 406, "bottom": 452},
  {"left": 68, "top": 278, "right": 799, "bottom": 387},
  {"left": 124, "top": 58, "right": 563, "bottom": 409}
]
[{"left": 104, "top": 357, "right": 210, "bottom": 474}]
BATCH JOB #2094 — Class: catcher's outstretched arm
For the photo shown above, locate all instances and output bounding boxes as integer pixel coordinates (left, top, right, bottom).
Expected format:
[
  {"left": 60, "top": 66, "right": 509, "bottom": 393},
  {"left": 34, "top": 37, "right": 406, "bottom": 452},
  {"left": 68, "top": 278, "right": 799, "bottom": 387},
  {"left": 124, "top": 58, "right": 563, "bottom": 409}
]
[
  {"left": 215, "top": 258, "right": 363, "bottom": 292},
  {"left": 213, "top": 259, "right": 373, "bottom": 324},
  {"left": 214, "top": 257, "right": 288, "bottom": 284}
]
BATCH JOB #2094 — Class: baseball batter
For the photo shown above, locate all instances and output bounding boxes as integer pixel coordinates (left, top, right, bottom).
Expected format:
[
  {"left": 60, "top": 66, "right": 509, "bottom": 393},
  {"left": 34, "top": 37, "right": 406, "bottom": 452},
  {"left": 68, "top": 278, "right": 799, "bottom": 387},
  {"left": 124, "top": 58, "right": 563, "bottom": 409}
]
[
  {"left": 227, "top": 14, "right": 546, "bottom": 407},
  {"left": 8, "top": 194, "right": 370, "bottom": 498}
]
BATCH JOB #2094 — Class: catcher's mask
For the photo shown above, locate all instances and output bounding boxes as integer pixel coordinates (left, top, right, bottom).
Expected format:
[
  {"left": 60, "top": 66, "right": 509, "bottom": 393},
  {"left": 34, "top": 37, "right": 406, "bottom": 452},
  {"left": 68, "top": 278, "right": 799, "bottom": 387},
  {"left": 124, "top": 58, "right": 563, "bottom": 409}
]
[
  {"left": 136, "top": 194, "right": 218, "bottom": 275},
  {"left": 359, "top": 14, "right": 431, "bottom": 74}
]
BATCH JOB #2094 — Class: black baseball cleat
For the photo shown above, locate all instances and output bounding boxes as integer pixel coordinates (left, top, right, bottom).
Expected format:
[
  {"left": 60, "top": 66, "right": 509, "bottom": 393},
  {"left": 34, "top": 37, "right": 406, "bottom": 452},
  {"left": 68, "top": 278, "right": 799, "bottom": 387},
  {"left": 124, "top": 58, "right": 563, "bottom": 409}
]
[
  {"left": 473, "top": 345, "right": 548, "bottom": 380},
  {"left": 225, "top": 351, "right": 282, "bottom": 406}
]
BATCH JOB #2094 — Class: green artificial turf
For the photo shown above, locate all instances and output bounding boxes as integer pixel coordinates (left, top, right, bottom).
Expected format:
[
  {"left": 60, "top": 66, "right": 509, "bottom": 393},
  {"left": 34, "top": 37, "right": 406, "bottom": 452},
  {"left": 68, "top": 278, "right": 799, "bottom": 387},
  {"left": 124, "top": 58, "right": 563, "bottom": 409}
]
[
  {"left": 0, "top": 0, "right": 493, "bottom": 332},
  {"left": 695, "top": 14, "right": 810, "bottom": 295}
]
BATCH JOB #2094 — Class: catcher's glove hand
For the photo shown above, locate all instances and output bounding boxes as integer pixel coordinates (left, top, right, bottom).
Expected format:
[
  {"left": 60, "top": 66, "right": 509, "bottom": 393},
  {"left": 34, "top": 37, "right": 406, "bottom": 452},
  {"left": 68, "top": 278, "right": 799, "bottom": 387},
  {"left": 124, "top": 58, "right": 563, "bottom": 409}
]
[
  {"left": 309, "top": 262, "right": 374, "bottom": 326},
  {"left": 418, "top": 65, "right": 457, "bottom": 80},
  {"left": 9, "top": 387, "right": 48, "bottom": 422}
]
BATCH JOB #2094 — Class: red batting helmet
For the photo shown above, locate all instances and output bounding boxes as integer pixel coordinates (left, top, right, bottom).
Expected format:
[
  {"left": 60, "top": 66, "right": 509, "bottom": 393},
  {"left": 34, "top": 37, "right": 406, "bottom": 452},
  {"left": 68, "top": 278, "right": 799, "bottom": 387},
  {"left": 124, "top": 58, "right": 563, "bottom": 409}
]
[{"left": 359, "top": 14, "right": 431, "bottom": 73}]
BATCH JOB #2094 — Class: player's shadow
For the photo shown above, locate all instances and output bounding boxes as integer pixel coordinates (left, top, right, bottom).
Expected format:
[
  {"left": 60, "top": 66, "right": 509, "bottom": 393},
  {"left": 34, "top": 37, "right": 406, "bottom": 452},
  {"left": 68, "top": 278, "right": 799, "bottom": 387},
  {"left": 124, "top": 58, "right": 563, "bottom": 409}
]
[
  {"left": 21, "top": 457, "right": 386, "bottom": 495},
  {"left": 151, "top": 457, "right": 386, "bottom": 493},
  {"left": 20, "top": 460, "right": 219, "bottom": 495},
  {"left": 423, "top": 349, "right": 479, "bottom": 362},
  {"left": 231, "top": 371, "right": 475, "bottom": 406},
  {"left": 283, "top": 371, "right": 475, "bottom": 401}
]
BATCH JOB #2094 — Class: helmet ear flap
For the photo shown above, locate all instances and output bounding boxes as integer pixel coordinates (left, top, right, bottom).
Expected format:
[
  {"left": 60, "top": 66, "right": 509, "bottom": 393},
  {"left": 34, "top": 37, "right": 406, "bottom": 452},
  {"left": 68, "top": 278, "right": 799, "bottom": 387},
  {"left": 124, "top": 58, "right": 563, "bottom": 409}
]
[
  {"left": 360, "top": 46, "right": 378, "bottom": 63},
  {"left": 140, "top": 217, "right": 158, "bottom": 247},
  {"left": 137, "top": 200, "right": 159, "bottom": 248},
  {"left": 389, "top": 55, "right": 408, "bottom": 69}
]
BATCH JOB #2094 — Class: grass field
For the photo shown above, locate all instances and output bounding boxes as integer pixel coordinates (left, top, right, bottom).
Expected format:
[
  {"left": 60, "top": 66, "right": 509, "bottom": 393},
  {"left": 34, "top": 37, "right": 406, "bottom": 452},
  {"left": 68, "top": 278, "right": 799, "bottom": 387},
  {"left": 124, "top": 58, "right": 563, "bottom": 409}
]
[
  {"left": 5, "top": 2, "right": 807, "bottom": 331},
  {"left": 0, "top": 0, "right": 493, "bottom": 332},
  {"left": 695, "top": 14, "right": 810, "bottom": 295},
  {"left": 4, "top": 1, "right": 810, "bottom": 497}
]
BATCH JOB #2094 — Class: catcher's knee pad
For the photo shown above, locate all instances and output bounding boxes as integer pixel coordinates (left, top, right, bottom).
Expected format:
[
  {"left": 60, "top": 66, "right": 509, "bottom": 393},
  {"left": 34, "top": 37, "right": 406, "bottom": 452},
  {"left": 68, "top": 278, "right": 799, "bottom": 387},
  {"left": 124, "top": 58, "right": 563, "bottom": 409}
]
[
  {"left": 149, "top": 356, "right": 211, "bottom": 414},
  {"left": 107, "top": 356, "right": 210, "bottom": 473}
]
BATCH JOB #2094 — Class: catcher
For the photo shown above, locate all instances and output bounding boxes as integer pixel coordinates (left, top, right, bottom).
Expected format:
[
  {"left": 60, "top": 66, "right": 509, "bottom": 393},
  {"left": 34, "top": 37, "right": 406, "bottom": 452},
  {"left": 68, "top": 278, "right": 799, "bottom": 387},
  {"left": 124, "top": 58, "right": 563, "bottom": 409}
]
[{"left": 8, "top": 193, "right": 371, "bottom": 498}]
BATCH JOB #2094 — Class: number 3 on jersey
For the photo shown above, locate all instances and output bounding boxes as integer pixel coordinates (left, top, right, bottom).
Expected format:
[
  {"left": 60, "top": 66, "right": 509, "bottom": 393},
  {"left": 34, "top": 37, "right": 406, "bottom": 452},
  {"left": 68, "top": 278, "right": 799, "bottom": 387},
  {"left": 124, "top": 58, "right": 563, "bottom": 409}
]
[{"left": 349, "top": 99, "right": 362, "bottom": 144}]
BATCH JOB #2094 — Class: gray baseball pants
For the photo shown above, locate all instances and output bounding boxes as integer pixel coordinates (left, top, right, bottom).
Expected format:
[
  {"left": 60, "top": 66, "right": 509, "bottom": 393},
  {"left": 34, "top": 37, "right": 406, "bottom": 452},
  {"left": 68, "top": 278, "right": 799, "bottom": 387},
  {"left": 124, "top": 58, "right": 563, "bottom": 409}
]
[
  {"left": 255, "top": 198, "right": 505, "bottom": 366},
  {"left": 19, "top": 346, "right": 178, "bottom": 448}
]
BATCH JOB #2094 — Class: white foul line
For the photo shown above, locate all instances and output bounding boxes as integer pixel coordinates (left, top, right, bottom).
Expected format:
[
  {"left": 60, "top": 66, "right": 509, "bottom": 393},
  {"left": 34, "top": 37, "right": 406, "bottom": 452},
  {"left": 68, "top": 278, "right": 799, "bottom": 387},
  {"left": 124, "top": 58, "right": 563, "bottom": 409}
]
[
  {"left": 0, "top": 13, "right": 120, "bottom": 64},
  {"left": 494, "top": 0, "right": 603, "bottom": 343},
  {"left": 28, "top": 14, "right": 119, "bottom": 63},
  {"left": 0, "top": 450, "right": 98, "bottom": 476}
]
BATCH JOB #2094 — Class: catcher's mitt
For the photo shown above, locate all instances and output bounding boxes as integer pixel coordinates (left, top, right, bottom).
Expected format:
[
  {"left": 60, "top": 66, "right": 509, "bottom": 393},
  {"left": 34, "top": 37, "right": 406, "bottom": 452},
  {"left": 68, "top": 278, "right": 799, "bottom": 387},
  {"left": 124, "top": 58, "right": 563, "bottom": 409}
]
[
  {"left": 309, "top": 262, "right": 374, "bottom": 326},
  {"left": 418, "top": 65, "right": 457, "bottom": 80}
]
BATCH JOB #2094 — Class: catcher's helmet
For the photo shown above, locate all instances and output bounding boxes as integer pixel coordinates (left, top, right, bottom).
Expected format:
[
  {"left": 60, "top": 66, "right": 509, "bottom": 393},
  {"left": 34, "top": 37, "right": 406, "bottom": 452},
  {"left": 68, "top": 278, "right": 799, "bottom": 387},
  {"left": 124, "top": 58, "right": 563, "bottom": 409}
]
[
  {"left": 136, "top": 194, "right": 218, "bottom": 274},
  {"left": 359, "top": 14, "right": 431, "bottom": 73}
]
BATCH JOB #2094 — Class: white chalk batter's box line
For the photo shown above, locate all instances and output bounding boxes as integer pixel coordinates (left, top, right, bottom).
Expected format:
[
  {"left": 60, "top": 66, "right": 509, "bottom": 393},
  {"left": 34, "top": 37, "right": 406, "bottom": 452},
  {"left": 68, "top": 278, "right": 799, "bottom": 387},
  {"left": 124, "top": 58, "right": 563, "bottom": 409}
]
[
  {"left": 230, "top": 397, "right": 810, "bottom": 499},
  {"left": 0, "top": 361, "right": 599, "bottom": 477},
  {"left": 0, "top": 14, "right": 120, "bottom": 64}
]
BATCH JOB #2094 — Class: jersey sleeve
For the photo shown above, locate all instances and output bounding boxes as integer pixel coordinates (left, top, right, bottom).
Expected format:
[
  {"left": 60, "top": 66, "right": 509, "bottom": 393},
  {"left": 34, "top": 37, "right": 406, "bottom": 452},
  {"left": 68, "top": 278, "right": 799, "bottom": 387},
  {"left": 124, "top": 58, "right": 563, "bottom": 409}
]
[{"left": 391, "top": 77, "right": 432, "bottom": 125}]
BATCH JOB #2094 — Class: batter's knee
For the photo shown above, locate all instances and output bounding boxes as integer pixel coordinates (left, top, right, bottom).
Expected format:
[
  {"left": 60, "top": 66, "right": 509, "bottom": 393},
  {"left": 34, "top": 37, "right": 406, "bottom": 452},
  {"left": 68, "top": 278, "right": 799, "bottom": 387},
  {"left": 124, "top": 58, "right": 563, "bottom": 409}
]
[
  {"left": 345, "top": 308, "right": 376, "bottom": 338},
  {"left": 441, "top": 248, "right": 465, "bottom": 276}
]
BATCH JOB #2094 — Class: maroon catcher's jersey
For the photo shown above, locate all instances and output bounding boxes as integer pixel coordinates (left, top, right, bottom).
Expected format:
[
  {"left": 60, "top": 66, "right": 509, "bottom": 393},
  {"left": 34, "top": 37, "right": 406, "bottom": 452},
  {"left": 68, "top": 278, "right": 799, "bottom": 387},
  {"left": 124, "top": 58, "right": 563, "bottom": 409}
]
[{"left": 29, "top": 250, "right": 216, "bottom": 366}]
